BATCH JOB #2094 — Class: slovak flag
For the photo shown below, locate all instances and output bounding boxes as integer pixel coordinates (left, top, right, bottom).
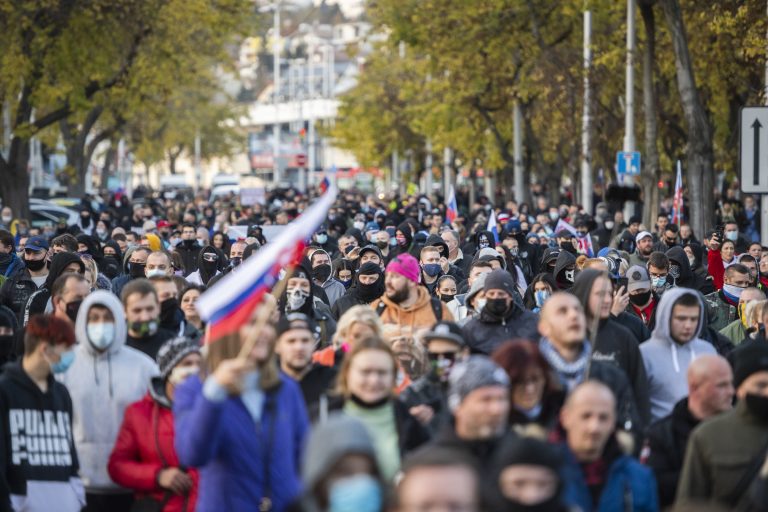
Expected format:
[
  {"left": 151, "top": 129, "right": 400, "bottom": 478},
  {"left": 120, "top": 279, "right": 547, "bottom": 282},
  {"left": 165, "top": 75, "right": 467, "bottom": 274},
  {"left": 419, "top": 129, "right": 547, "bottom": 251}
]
[
  {"left": 196, "top": 181, "right": 338, "bottom": 342},
  {"left": 319, "top": 165, "right": 337, "bottom": 194},
  {"left": 446, "top": 186, "right": 458, "bottom": 224},
  {"left": 671, "top": 160, "right": 684, "bottom": 225},
  {"left": 487, "top": 210, "right": 500, "bottom": 243}
]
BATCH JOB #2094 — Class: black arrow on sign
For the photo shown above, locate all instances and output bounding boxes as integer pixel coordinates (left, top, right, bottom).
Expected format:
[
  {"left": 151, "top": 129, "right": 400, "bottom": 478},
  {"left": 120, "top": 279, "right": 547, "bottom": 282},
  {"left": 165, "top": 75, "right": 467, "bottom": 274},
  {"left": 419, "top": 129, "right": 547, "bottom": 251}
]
[{"left": 752, "top": 118, "right": 762, "bottom": 187}]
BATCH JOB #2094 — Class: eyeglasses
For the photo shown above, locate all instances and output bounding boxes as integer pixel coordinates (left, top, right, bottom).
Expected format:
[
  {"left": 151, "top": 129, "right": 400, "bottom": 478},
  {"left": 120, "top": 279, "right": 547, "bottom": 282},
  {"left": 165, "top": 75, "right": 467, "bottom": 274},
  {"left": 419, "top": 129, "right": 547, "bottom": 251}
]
[{"left": 428, "top": 352, "right": 458, "bottom": 362}]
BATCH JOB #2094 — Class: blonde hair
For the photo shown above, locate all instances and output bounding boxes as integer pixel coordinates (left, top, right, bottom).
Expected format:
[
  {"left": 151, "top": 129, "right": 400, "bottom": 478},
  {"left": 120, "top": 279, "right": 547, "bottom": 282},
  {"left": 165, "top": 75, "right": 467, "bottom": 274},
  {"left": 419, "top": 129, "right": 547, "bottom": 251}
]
[
  {"left": 333, "top": 305, "right": 383, "bottom": 348},
  {"left": 582, "top": 258, "right": 609, "bottom": 272},
  {"left": 82, "top": 257, "right": 99, "bottom": 288},
  {"left": 745, "top": 299, "right": 768, "bottom": 336}
]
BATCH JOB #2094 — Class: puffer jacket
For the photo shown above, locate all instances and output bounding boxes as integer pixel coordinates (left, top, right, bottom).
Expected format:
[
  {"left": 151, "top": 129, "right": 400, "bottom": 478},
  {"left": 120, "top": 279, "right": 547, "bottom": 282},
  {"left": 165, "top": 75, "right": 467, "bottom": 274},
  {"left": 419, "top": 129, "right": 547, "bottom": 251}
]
[
  {"left": 58, "top": 291, "right": 159, "bottom": 492},
  {"left": 108, "top": 379, "right": 199, "bottom": 512}
]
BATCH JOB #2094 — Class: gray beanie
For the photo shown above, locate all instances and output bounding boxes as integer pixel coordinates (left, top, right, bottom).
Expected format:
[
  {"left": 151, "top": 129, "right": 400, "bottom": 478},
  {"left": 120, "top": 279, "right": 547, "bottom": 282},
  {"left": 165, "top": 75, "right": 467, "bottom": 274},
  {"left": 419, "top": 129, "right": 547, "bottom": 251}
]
[
  {"left": 448, "top": 355, "right": 510, "bottom": 411},
  {"left": 156, "top": 337, "right": 201, "bottom": 381},
  {"left": 302, "top": 413, "right": 378, "bottom": 490},
  {"left": 484, "top": 268, "right": 516, "bottom": 295}
]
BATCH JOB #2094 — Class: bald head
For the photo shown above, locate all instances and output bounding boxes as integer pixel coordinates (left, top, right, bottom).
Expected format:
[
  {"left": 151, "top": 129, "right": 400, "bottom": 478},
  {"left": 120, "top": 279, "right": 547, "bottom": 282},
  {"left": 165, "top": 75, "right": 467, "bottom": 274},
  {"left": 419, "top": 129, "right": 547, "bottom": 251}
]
[
  {"left": 740, "top": 287, "right": 765, "bottom": 304},
  {"left": 538, "top": 292, "right": 586, "bottom": 347},
  {"left": 560, "top": 381, "right": 616, "bottom": 463},
  {"left": 687, "top": 354, "right": 734, "bottom": 420}
]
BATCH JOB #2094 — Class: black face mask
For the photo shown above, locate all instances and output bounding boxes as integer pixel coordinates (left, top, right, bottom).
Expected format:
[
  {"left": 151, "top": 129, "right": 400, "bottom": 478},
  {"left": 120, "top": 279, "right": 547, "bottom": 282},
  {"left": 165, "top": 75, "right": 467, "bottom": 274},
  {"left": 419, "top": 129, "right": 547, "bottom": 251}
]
[
  {"left": 65, "top": 300, "right": 83, "bottom": 323},
  {"left": 129, "top": 262, "right": 146, "bottom": 278},
  {"left": 745, "top": 393, "right": 768, "bottom": 422},
  {"left": 560, "top": 243, "right": 577, "bottom": 255},
  {"left": 629, "top": 290, "right": 652, "bottom": 306},
  {"left": 440, "top": 294, "right": 455, "bottom": 303},
  {"left": 230, "top": 257, "right": 242, "bottom": 269},
  {"left": 358, "top": 277, "right": 384, "bottom": 303},
  {"left": 0, "top": 334, "right": 15, "bottom": 359},
  {"left": 312, "top": 264, "right": 332, "bottom": 283},
  {"left": 25, "top": 257, "right": 46, "bottom": 272},
  {"left": 183, "top": 239, "right": 197, "bottom": 247},
  {"left": 485, "top": 297, "right": 509, "bottom": 317},
  {"left": 160, "top": 298, "right": 179, "bottom": 326}
]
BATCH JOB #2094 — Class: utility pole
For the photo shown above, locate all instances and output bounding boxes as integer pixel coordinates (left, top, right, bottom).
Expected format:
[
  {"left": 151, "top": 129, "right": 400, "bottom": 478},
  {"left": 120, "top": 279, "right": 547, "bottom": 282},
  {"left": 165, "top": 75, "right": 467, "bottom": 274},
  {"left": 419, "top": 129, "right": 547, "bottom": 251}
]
[
  {"left": 623, "top": 0, "right": 637, "bottom": 219},
  {"left": 272, "top": 2, "right": 281, "bottom": 187},
  {"left": 194, "top": 131, "right": 201, "bottom": 194},
  {"left": 307, "top": 44, "right": 316, "bottom": 190},
  {"left": 513, "top": 101, "right": 524, "bottom": 205},
  {"left": 762, "top": 0, "right": 768, "bottom": 243},
  {"left": 425, "top": 140, "right": 433, "bottom": 196},
  {"left": 581, "top": 10, "right": 593, "bottom": 215},
  {"left": 443, "top": 146, "right": 452, "bottom": 200}
]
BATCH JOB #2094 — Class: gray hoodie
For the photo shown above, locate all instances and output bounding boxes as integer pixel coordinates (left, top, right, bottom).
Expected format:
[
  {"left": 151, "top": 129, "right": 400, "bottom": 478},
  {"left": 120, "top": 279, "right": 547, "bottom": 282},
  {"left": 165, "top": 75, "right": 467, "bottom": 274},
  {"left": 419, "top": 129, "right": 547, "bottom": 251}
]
[
  {"left": 58, "top": 291, "right": 159, "bottom": 492},
  {"left": 639, "top": 287, "right": 716, "bottom": 422}
]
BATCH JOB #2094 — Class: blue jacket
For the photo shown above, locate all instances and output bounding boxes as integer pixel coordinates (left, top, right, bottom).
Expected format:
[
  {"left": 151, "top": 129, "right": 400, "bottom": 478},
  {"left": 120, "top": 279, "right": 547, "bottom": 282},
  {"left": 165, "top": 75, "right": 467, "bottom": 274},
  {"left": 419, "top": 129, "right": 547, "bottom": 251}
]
[
  {"left": 174, "top": 375, "right": 309, "bottom": 512},
  {"left": 559, "top": 443, "right": 659, "bottom": 512}
]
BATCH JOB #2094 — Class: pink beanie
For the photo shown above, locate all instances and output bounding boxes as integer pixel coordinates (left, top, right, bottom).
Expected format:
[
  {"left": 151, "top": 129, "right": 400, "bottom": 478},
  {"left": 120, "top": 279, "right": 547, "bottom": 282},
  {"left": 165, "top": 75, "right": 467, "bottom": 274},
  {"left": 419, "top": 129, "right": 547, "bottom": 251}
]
[{"left": 386, "top": 253, "right": 420, "bottom": 283}]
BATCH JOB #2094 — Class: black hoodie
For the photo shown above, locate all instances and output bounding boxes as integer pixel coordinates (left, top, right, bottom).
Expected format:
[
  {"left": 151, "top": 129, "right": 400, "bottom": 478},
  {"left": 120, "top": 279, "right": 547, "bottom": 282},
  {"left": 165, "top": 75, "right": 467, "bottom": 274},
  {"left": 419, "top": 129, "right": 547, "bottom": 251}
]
[
  {"left": 278, "top": 263, "right": 337, "bottom": 346},
  {"left": 665, "top": 246, "right": 713, "bottom": 295},
  {"left": 195, "top": 245, "right": 226, "bottom": 286},
  {"left": 553, "top": 251, "right": 577, "bottom": 290},
  {"left": 0, "top": 361, "right": 82, "bottom": 507},
  {"left": 24, "top": 252, "right": 85, "bottom": 325},
  {"left": 570, "top": 269, "right": 651, "bottom": 427}
]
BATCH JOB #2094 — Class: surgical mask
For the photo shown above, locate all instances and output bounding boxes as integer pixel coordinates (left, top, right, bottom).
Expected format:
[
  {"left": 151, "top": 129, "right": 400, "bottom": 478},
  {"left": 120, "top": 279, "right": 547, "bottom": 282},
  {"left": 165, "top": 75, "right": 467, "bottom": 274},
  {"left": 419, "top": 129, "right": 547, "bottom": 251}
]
[
  {"left": 669, "top": 264, "right": 681, "bottom": 279},
  {"left": 534, "top": 290, "right": 550, "bottom": 308},
  {"left": 96, "top": 229, "right": 106, "bottom": 237},
  {"left": 129, "top": 262, "right": 146, "bottom": 278},
  {"left": 316, "top": 234, "right": 328, "bottom": 245},
  {"left": 549, "top": 211, "right": 560, "bottom": 221},
  {"left": 169, "top": 365, "right": 200, "bottom": 385},
  {"left": 1, "top": 215, "right": 11, "bottom": 224},
  {"left": 24, "top": 257, "right": 46, "bottom": 272},
  {"left": 328, "top": 475, "right": 382, "bottom": 512},
  {"left": 396, "top": 235, "right": 407, "bottom": 247},
  {"left": 196, "top": 238, "right": 206, "bottom": 246},
  {"left": 146, "top": 268, "right": 166, "bottom": 278},
  {"left": 376, "top": 240, "right": 388, "bottom": 249},
  {"left": 340, "top": 278, "right": 352, "bottom": 289},
  {"left": 474, "top": 298, "right": 487, "bottom": 314},
  {"left": 440, "top": 293, "right": 455, "bottom": 303},
  {"left": 286, "top": 288, "right": 309, "bottom": 311},
  {"left": 129, "top": 320, "right": 158, "bottom": 338},
  {"left": 725, "top": 231, "right": 738, "bottom": 242},
  {"left": 485, "top": 297, "right": 509, "bottom": 316},
  {"left": 389, "top": 238, "right": 397, "bottom": 247},
  {"left": 688, "top": 256, "right": 696, "bottom": 267},
  {"left": 353, "top": 221, "right": 365, "bottom": 231},
  {"left": 312, "top": 264, "right": 332, "bottom": 283},
  {"left": 50, "top": 350, "right": 75, "bottom": 374},
  {"left": 651, "top": 276, "right": 667, "bottom": 289},
  {"left": 87, "top": 322, "right": 116, "bottom": 350},
  {"left": 65, "top": 300, "right": 83, "bottom": 323},
  {"left": 605, "top": 221, "right": 615, "bottom": 230},
  {"left": 745, "top": 393, "right": 768, "bottom": 422},
  {"left": 629, "top": 290, "right": 652, "bottom": 306},
  {"left": 170, "top": 237, "right": 181, "bottom": 247},
  {"left": 478, "top": 239, "right": 489, "bottom": 250},
  {"left": 422, "top": 263, "right": 441, "bottom": 277},
  {"left": 509, "top": 248, "right": 519, "bottom": 258}
]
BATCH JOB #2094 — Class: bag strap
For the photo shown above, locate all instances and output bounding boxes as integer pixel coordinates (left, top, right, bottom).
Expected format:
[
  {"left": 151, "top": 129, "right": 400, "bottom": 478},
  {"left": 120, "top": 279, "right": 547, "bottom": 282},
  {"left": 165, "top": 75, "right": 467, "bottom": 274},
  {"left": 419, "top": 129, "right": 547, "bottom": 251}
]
[
  {"left": 726, "top": 436, "right": 768, "bottom": 509},
  {"left": 375, "top": 301, "right": 387, "bottom": 316},
  {"left": 430, "top": 297, "right": 443, "bottom": 321},
  {"left": 260, "top": 392, "right": 279, "bottom": 512}
]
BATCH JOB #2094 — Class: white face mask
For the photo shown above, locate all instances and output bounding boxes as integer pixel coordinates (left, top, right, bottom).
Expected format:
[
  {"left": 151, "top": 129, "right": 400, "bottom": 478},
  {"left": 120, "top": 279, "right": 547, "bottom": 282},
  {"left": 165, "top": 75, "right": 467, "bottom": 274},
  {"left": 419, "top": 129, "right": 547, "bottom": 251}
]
[
  {"left": 87, "top": 322, "right": 116, "bottom": 350},
  {"left": 474, "top": 298, "right": 487, "bottom": 314},
  {"left": 146, "top": 268, "right": 166, "bottom": 278},
  {"left": 286, "top": 288, "right": 309, "bottom": 311},
  {"left": 2, "top": 215, "right": 12, "bottom": 224},
  {"left": 353, "top": 221, "right": 365, "bottom": 231},
  {"left": 169, "top": 365, "right": 200, "bottom": 385}
]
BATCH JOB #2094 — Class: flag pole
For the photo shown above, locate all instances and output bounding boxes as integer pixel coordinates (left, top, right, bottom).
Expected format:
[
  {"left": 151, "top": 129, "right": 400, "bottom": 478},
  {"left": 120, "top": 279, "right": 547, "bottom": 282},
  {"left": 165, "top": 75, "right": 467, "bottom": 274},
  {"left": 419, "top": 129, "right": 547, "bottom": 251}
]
[{"left": 237, "top": 267, "right": 294, "bottom": 361}]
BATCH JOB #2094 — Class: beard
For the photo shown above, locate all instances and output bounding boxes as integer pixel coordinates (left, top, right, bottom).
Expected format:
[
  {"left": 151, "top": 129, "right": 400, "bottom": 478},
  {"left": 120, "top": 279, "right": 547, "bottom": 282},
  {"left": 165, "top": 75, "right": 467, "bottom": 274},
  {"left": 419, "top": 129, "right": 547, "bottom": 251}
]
[
  {"left": 387, "top": 284, "right": 410, "bottom": 304},
  {"left": 286, "top": 358, "right": 311, "bottom": 374}
]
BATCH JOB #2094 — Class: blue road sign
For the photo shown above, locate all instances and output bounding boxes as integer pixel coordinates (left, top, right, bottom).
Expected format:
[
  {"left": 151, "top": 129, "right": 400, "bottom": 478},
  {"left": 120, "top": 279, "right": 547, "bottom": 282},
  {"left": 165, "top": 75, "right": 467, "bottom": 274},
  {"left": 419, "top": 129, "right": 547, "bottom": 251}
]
[{"left": 616, "top": 151, "right": 641, "bottom": 176}]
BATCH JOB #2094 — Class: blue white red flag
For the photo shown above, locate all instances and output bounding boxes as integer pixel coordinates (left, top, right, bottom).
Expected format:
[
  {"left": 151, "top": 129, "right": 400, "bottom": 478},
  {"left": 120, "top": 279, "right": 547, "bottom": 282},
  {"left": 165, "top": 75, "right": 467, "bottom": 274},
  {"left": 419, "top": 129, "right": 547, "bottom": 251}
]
[
  {"left": 671, "top": 160, "right": 684, "bottom": 225},
  {"left": 196, "top": 183, "right": 338, "bottom": 342},
  {"left": 487, "top": 210, "right": 499, "bottom": 243},
  {"left": 319, "top": 165, "right": 337, "bottom": 194},
  {"left": 554, "top": 218, "right": 594, "bottom": 257},
  {"left": 446, "top": 186, "right": 458, "bottom": 224}
]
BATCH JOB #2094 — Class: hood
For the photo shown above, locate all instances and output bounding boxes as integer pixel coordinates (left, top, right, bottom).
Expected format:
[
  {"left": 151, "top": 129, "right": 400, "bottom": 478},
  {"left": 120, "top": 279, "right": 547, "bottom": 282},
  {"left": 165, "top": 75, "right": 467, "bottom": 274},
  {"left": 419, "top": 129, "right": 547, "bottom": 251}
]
[
  {"left": 196, "top": 244, "right": 226, "bottom": 285},
  {"left": 472, "top": 230, "right": 496, "bottom": 251},
  {"left": 121, "top": 246, "right": 137, "bottom": 273},
  {"left": 396, "top": 221, "right": 414, "bottom": 247},
  {"left": 570, "top": 268, "right": 605, "bottom": 315},
  {"left": 75, "top": 290, "right": 127, "bottom": 356},
  {"left": 149, "top": 376, "right": 172, "bottom": 408},
  {"left": 103, "top": 240, "right": 123, "bottom": 262},
  {"left": 279, "top": 262, "right": 316, "bottom": 316},
  {"left": 651, "top": 287, "right": 704, "bottom": 343},
  {"left": 425, "top": 234, "right": 449, "bottom": 259},
  {"left": 553, "top": 251, "right": 577, "bottom": 289},
  {"left": 666, "top": 246, "right": 694, "bottom": 285},
  {"left": 684, "top": 242, "right": 704, "bottom": 270},
  {"left": 45, "top": 252, "right": 85, "bottom": 289},
  {"left": 76, "top": 234, "right": 102, "bottom": 259},
  {"left": 344, "top": 228, "right": 366, "bottom": 247}
]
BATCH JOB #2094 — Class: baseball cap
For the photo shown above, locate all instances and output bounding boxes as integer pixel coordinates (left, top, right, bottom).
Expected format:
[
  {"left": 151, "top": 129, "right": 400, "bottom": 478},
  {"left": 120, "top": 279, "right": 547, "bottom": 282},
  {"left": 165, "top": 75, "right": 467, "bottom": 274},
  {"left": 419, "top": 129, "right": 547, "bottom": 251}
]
[
  {"left": 422, "top": 321, "right": 465, "bottom": 347},
  {"left": 635, "top": 231, "right": 653, "bottom": 244},
  {"left": 626, "top": 265, "right": 651, "bottom": 292},
  {"left": 26, "top": 236, "right": 49, "bottom": 252}
]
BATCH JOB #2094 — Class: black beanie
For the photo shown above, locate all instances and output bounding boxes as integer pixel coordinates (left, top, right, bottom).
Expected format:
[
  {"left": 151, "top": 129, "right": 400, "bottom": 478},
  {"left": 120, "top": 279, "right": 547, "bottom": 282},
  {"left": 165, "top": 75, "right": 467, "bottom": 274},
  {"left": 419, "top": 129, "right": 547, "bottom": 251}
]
[
  {"left": 733, "top": 343, "right": 768, "bottom": 388},
  {"left": 483, "top": 268, "right": 516, "bottom": 295},
  {"left": 494, "top": 436, "right": 562, "bottom": 472}
]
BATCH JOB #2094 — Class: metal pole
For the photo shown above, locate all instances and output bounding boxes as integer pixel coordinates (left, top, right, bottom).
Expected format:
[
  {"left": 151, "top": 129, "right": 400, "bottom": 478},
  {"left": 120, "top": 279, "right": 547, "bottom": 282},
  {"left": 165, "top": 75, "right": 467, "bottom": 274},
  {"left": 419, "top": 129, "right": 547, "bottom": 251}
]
[
  {"left": 308, "top": 49, "right": 316, "bottom": 189},
  {"left": 443, "top": 146, "right": 452, "bottom": 200},
  {"left": 623, "top": 0, "right": 636, "bottom": 220},
  {"left": 513, "top": 100, "right": 524, "bottom": 204},
  {"left": 425, "top": 139, "right": 433, "bottom": 196},
  {"left": 194, "top": 131, "right": 201, "bottom": 194},
  {"left": 581, "top": 10, "right": 593, "bottom": 215},
  {"left": 272, "top": 3, "right": 281, "bottom": 186}
]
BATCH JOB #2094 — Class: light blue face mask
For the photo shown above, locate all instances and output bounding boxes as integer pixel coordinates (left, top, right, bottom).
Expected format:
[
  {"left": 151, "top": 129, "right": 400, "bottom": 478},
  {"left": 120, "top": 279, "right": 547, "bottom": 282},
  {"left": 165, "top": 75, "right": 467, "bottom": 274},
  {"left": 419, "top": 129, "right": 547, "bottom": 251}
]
[
  {"left": 534, "top": 290, "right": 550, "bottom": 307},
  {"left": 50, "top": 350, "right": 75, "bottom": 374},
  {"left": 651, "top": 276, "right": 667, "bottom": 289},
  {"left": 328, "top": 474, "right": 382, "bottom": 512}
]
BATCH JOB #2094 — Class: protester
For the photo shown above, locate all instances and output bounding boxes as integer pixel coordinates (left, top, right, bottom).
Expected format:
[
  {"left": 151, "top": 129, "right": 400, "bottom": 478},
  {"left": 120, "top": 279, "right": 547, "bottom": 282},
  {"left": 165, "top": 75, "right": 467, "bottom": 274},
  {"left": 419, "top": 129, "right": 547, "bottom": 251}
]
[
  {"left": 122, "top": 279, "right": 176, "bottom": 360},
  {"left": 108, "top": 337, "right": 201, "bottom": 511},
  {"left": 174, "top": 304, "right": 309, "bottom": 512},
  {"left": 0, "top": 235, "right": 50, "bottom": 324},
  {"left": 60, "top": 290, "right": 158, "bottom": 511},
  {"left": 314, "top": 304, "right": 383, "bottom": 368},
  {"left": 330, "top": 261, "right": 384, "bottom": 319},
  {"left": 0, "top": 315, "right": 84, "bottom": 512}
]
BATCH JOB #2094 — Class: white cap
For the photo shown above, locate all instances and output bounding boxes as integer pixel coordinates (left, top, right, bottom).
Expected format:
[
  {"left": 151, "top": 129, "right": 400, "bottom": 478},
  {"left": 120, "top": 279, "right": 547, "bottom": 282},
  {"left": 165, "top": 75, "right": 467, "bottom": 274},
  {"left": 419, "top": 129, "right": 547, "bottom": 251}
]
[{"left": 635, "top": 231, "right": 653, "bottom": 244}]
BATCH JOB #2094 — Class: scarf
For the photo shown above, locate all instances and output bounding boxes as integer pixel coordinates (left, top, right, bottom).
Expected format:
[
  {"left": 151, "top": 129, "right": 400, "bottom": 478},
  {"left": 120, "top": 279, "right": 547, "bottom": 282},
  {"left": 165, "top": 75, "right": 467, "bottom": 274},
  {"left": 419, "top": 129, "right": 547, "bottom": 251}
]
[{"left": 539, "top": 337, "right": 591, "bottom": 392}]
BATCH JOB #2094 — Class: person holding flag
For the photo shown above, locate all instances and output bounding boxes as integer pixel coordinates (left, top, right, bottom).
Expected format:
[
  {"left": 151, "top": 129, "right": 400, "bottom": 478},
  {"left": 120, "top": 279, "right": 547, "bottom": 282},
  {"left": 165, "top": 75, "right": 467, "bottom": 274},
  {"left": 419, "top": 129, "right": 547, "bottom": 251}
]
[
  {"left": 671, "top": 160, "right": 684, "bottom": 226},
  {"left": 173, "top": 180, "right": 338, "bottom": 512},
  {"left": 486, "top": 209, "right": 500, "bottom": 244},
  {"left": 445, "top": 185, "right": 458, "bottom": 225}
]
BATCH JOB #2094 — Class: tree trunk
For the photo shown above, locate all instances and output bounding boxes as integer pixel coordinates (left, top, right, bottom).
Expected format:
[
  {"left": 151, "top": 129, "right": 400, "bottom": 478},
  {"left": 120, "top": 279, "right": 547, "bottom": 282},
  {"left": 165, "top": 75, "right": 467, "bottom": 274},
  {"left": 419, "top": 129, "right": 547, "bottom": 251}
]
[
  {"left": 661, "top": 0, "right": 714, "bottom": 238},
  {"left": 61, "top": 106, "right": 104, "bottom": 197},
  {"left": 639, "top": 0, "right": 661, "bottom": 228}
]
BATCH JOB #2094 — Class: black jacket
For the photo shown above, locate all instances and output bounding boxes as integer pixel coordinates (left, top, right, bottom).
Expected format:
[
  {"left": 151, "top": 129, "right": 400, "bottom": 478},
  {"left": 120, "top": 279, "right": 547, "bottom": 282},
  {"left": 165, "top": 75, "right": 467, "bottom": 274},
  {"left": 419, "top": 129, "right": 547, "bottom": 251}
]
[
  {"left": 126, "top": 327, "right": 176, "bottom": 360},
  {"left": 0, "top": 362, "right": 81, "bottom": 510},
  {"left": 399, "top": 374, "right": 450, "bottom": 436},
  {"left": 644, "top": 397, "right": 700, "bottom": 508},
  {"left": 614, "top": 311, "right": 651, "bottom": 343},
  {"left": 0, "top": 270, "right": 42, "bottom": 324},
  {"left": 462, "top": 304, "right": 539, "bottom": 355},
  {"left": 666, "top": 246, "right": 714, "bottom": 295},
  {"left": 432, "top": 427, "right": 518, "bottom": 479},
  {"left": 296, "top": 364, "right": 337, "bottom": 422},
  {"left": 508, "top": 389, "right": 565, "bottom": 431}
]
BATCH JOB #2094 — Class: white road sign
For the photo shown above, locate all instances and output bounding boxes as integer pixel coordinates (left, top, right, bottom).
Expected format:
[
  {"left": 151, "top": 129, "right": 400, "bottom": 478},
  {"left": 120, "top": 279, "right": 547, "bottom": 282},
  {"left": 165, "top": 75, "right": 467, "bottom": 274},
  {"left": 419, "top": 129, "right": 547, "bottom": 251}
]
[{"left": 740, "top": 106, "right": 768, "bottom": 193}]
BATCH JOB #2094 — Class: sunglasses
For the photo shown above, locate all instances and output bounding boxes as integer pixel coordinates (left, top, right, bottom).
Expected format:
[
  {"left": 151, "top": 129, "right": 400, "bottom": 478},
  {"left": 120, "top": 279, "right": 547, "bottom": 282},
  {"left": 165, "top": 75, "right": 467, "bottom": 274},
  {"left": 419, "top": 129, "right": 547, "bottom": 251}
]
[
  {"left": 202, "top": 253, "right": 219, "bottom": 262},
  {"left": 428, "top": 351, "right": 458, "bottom": 362}
]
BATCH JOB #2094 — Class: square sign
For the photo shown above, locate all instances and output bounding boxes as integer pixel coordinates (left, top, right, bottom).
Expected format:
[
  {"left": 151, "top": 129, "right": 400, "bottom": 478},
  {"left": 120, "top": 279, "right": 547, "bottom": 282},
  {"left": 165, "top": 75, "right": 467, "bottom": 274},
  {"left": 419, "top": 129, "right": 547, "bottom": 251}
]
[
  {"left": 740, "top": 106, "right": 768, "bottom": 193},
  {"left": 616, "top": 151, "right": 641, "bottom": 176}
]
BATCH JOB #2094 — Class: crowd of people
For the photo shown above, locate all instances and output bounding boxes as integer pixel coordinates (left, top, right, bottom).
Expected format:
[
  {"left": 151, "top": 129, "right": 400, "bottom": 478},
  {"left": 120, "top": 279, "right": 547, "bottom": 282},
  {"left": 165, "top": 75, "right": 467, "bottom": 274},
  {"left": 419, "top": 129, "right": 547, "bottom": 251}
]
[{"left": 0, "top": 183, "right": 766, "bottom": 512}]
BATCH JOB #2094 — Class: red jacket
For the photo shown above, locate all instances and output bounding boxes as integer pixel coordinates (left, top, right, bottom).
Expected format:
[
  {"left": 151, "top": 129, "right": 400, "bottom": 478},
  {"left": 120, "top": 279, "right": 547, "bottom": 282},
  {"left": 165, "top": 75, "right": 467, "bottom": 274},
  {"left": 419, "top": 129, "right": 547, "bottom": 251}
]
[
  {"left": 707, "top": 249, "right": 725, "bottom": 291},
  {"left": 108, "top": 391, "right": 198, "bottom": 512}
]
